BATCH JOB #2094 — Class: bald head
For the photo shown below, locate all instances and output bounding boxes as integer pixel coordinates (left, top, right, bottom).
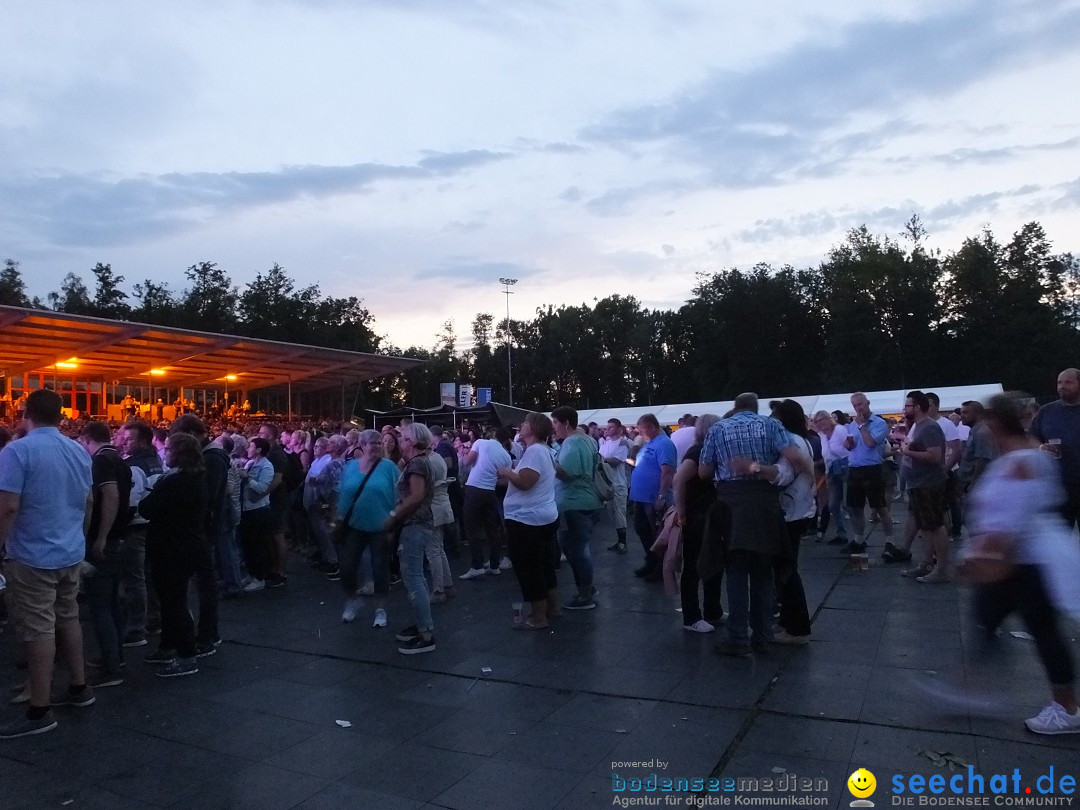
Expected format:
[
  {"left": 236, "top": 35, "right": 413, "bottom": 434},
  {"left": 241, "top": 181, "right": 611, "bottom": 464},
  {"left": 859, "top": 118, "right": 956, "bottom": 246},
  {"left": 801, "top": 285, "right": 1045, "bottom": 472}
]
[{"left": 1058, "top": 368, "right": 1080, "bottom": 404}]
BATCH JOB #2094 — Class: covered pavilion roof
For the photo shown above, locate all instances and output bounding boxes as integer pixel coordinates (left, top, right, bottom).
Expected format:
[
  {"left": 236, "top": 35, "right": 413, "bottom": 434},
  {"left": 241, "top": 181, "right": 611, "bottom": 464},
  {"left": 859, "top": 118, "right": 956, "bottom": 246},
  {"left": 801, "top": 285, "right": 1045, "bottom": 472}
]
[{"left": 0, "top": 305, "right": 423, "bottom": 392}]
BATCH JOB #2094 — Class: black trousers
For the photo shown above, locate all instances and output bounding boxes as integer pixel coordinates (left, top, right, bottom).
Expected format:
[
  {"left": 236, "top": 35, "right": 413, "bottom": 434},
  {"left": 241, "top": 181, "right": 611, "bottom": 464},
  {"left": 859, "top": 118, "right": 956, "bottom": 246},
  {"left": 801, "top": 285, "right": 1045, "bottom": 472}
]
[
  {"left": 150, "top": 543, "right": 198, "bottom": 658},
  {"left": 632, "top": 501, "right": 660, "bottom": 569},
  {"left": 506, "top": 519, "right": 559, "bottom": 603},
  {"left": 776, "top": 518, "right": 811, "bottom": 637},
  {"left": 975, "top": 564, "right": 1075, "bottom": 687},
  {"left": 464, "top": 486, "right": 504, "bottom": 569},
  {"left": 192, "top": 536, "right": 218, "bottom": 645},
  {"left": 240, "top": 507, "right": 275, "bottom": 581},
  {"left": 680, "top": 511, "right": 723, "bottom": 624}
]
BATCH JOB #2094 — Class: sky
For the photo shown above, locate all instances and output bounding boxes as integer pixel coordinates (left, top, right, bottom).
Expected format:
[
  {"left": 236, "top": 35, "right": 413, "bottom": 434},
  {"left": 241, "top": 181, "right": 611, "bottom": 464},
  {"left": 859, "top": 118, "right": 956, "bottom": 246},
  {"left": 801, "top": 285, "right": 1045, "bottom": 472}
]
[{"left": 3, "top": 0, "right": 1080, "bottom": 351}]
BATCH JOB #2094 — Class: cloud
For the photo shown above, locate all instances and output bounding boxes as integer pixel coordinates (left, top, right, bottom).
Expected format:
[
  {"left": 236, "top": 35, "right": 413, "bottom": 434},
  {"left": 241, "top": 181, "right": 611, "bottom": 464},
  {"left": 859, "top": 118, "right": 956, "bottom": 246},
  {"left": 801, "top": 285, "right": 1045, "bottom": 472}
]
[
  {"left": 584, "top": 179, "right": 695, "bottom": 217},
  {"left": 882, "top": 136, "right": 1080, "bottom": 169},
  {"left": 0, "top": 150, "right": 513, "bottom": 248},
  {"left": 417, "top": 149, "right": 511, "bottom": 172},
  {"left": 412, "top": 257, "right": 541, "bottom": 285},
  {"left": 732, "top": 184, "right": 1049, "bottom": 247},
  {"left": 540, "top": 142, "right": 588, "bottom": 154},
  {"left": 442, "top": 220, "right": 485, "bottom": 234},
  {"left": 579, "top": 2, "right": 1080, "bottom": 190},
  {"left": 558, "top": 185, "right": 584, "bottom": 202},
  {"left": 1050, "top": 176, "right": 1080, "bottom": 211}
]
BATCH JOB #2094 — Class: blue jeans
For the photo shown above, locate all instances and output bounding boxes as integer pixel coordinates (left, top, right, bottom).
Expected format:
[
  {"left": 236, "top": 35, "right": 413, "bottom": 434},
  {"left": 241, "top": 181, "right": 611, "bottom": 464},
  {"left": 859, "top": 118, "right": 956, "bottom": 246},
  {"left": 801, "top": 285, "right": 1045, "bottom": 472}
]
[
  {"left": 827, "top": 463, "right": 849, "bottom": 540},
  {"left": 86, "top": 561, "right": 124, "bottom": 674},
  {"left": 120, "top": 527, "right": 148, "bottom": 635},
  {"left": 399, "top": 524, "right": 435, "bottom": 632},
  {"left": 559, "top": 509, "right": 596, "bottom": 591},
  {"left": 725, "top": 549, "right": 775, "bottom": 647},
  {"left": 216, "top": 521, "right": 245, "bottom": 594},
  {"left": 308, "top": 502, "right": 337, "bottom": 565}
]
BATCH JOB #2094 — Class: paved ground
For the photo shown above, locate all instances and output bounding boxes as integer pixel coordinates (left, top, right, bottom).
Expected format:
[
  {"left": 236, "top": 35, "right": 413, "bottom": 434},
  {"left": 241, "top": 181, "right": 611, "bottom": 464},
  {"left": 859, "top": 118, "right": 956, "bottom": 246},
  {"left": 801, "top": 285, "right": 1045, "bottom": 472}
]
[{"left": 2, "top": 504, "right": 1079, "bottom": 810}]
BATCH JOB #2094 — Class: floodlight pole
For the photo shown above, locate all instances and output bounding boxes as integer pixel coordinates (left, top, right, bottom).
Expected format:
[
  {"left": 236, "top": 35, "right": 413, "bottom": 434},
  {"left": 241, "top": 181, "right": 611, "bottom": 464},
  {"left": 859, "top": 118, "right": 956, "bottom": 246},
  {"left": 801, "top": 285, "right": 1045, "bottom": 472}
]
[{"left": 499, "top": 277, "right": 518, "bottom": 406}]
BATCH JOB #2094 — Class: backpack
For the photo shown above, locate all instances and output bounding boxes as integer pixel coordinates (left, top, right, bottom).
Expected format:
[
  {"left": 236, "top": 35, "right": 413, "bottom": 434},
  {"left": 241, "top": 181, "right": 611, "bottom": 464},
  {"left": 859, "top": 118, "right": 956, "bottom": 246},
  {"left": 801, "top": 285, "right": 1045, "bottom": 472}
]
[{"left": 593, "top": 452, "right": 615, "bottom": 502}]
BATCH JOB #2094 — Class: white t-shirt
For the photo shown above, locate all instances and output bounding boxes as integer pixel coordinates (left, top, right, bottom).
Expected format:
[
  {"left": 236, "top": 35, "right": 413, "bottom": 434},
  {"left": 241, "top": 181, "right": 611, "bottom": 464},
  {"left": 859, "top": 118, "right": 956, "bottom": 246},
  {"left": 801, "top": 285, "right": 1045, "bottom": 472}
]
[
  {"left": 598, "top": 437, "right": 629, "bottom": 487},
  {"left": 671, "top": 426, "right": 696, "bottom": 463},
  {"left": 465, "top": 439, "right": 512, "bottom": 490},
  {"left": 937, "top": 416, "right": 960, "bottom": 469},
  {"left": 936, "top": 416, "right": 959, "bottom": 443},
  {"left": 775, "top": 435, "right": 817, "bottom": 521},
  {"left": 821, "top": 427, "right": 851, "bottom": 466},
  {"left": 502, "top": 443, "right": 558, "bottom": 526},
  {"left": 956, "top": 423, "right": 971, "bottom": 442}
]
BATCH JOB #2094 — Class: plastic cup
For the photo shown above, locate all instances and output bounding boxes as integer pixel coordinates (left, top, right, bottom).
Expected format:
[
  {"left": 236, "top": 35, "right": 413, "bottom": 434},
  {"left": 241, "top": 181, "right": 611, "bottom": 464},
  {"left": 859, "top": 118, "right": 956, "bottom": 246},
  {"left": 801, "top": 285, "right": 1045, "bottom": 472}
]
[
  {"left": 1049, "top": 438, "right": 1063, "bottom": 459},
  {"left": 512, "top": 602, "right": 524, "bottom": 626}
]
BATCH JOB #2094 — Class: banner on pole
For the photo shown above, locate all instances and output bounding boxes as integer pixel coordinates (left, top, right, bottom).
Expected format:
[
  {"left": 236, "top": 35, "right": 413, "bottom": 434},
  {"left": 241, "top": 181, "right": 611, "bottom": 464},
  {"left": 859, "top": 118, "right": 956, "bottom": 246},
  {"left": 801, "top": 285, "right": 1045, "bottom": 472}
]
[
  {"left": 477, "top": 387, "right": 492, "bottom": 406},
  {"left": 458, "top": 384, "right": 473, "bottom": 407},
  {"left": 440, "top": 383, "right": 456, "bottom": 407}
]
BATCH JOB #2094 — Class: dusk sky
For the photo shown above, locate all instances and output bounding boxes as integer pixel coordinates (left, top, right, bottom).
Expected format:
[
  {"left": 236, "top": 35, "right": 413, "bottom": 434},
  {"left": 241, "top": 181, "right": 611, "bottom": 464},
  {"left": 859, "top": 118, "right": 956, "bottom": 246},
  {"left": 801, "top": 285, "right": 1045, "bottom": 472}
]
[{"left": 3, "top": 0, "right": 1079, "bottom": 350}]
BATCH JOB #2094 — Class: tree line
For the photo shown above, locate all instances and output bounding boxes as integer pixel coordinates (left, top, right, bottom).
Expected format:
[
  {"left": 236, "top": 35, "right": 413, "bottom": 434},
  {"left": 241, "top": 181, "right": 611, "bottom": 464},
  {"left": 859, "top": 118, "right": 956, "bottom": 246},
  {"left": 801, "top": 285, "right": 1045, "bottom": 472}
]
[{"left": 3, "top": 217, "right": 1078, "bottom": 413}]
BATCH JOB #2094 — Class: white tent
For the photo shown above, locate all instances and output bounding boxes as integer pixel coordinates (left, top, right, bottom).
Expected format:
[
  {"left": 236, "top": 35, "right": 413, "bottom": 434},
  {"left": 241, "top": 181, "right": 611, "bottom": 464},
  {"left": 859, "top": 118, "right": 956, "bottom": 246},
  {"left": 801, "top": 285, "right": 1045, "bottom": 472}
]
[{"left": 573, "top": 383, "right": 1003, "bottom": 426}]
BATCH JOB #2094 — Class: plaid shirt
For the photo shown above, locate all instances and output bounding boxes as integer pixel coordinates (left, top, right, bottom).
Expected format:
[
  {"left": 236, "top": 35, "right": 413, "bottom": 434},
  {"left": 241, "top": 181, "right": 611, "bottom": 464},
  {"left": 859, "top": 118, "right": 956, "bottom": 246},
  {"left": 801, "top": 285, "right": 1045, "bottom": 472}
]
[{"left": 700, "top": 411, "right": 794, "bottom": 482}]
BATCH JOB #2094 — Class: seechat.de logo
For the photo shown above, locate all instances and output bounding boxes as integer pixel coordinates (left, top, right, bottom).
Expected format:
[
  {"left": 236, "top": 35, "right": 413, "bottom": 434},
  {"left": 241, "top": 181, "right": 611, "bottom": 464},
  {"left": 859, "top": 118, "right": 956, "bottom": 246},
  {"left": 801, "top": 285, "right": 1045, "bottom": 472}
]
[{"left": 848, "top": 768, "right": 877, "bottom": 808}]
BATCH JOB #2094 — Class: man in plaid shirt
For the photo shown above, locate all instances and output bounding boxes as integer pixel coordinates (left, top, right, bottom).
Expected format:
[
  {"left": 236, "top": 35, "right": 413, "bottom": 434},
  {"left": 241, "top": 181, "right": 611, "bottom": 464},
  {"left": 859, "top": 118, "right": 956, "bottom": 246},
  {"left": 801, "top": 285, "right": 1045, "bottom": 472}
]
[{"left": 699, "top": 393, "right": 809, "bottom": 656}]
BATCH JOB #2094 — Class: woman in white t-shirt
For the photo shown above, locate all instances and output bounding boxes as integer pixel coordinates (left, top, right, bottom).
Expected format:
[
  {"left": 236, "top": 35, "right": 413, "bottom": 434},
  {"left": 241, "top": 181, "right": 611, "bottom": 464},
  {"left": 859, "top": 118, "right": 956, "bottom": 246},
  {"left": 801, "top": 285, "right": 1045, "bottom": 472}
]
[
  {"left": 962, "top": 394, "right": 1080, "bottom": 735},
  {"left": 772, "top": 400, "right": 817, "bottom": 645},
  {"left": 459, "top": 433, "right": 513, "bottom": 580},
  {"left": 497, "top": 412, "right": 559, "bottom": 629}
]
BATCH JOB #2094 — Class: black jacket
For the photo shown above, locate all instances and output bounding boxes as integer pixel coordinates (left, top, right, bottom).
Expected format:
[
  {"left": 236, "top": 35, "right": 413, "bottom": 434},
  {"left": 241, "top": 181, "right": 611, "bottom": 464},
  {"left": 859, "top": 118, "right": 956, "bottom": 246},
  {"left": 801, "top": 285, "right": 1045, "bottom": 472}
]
[
  {"left": 139, "top": 469, "right": 208, "bottom": 554},
  {"left": 202, "top": 445, "right": 231, "bottom": 534}
]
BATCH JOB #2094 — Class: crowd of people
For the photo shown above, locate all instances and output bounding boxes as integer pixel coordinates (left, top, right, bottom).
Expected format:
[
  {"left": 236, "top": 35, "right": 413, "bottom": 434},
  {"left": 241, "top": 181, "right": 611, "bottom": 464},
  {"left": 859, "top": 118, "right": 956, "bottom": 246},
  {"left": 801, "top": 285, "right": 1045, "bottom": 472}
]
[{"left": 1, "top": 369, "right": 1079, "bottom": 740}]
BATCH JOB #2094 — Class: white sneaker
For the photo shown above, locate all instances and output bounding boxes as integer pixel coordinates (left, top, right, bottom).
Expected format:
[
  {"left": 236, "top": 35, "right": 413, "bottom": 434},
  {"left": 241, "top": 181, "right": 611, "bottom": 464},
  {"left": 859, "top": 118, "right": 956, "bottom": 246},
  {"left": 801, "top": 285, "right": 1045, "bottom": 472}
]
[
  {"left": 683, "top": 620, "right": 715, "bottom": 634},
  {"left": 1025, "top": 702, "right": 1080, "bottom": 735},
  {"left": 242, "top": 578, "right": 265, "bottom": 593},
  {"left": 372, "top": 608, "right": 387, "bottom": 628},
  {"left": 341, "top": 598, "right": 362, "bottom": 624},
  {"left": 357, "top": 583, "right": 375, "bottom": 596},
  {"left": 916, "top": 567, "right": 951, "bottom": 584},
  {"left": 498, "top": 557, "right": 512, "bottom": 570},
  {"left": 459, "top": 568, "right": 486, "bottom": 580}
]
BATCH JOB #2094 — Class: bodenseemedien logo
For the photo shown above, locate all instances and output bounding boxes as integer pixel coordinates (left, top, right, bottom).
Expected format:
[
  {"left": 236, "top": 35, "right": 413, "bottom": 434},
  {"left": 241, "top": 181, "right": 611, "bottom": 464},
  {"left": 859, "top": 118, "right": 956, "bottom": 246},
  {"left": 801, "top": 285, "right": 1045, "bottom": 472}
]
[{"left": 848, "top": 768, "right": 877, "bottom": 808}]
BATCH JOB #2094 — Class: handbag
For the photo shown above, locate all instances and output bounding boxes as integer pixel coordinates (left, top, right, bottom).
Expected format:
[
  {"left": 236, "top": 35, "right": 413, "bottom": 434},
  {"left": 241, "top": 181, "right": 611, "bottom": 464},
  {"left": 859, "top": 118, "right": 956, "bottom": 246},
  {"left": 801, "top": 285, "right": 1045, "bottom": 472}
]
[
  {"left": 332, "top": 464, "right": 375, "bottom": 544},
  {"left": 593, "top": 452, "right": 615, "bottom": 502}
]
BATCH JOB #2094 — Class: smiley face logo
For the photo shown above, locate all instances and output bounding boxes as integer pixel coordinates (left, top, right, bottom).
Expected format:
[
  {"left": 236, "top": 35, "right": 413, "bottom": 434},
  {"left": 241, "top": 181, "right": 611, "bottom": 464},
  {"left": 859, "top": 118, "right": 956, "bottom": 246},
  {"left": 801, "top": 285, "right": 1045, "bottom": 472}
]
[{"left": 848, "top": 768, "right": 877, "bottom": 799}]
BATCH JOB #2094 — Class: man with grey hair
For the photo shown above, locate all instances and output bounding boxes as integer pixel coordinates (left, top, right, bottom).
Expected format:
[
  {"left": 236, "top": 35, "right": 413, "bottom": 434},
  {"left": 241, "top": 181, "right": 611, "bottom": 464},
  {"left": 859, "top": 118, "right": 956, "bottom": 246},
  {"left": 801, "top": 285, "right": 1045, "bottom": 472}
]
[
  {"left": 843, "top": 392, "right": 893, "bottom": 553},
  {"left": 699, "top": 392, "right": 809, "bottom": 656}
]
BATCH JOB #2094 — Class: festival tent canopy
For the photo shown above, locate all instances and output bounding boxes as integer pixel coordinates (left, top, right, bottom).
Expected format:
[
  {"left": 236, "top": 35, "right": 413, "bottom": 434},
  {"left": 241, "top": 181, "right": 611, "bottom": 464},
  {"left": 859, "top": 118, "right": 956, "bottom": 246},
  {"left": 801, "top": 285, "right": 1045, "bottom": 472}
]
[
  {"left": 575, "top": 383, "right": 1004, "bottom": 426},
  {"left": 0, "top": 304, "right": 423, "bottom": 393},
  {"left": 367, "top": 401, "right": 532, "bottom": 429}
]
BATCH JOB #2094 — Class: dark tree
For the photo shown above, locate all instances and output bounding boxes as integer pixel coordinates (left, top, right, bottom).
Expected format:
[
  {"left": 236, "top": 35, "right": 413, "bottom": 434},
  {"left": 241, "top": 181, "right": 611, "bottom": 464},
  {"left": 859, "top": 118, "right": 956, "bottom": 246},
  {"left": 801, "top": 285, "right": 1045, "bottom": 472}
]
[
  {"left": 90, "top": 262, "right": 130, "bottom": 319},
  {"left": 0, "top": 260, "right": 30, "bottom": 307}
]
